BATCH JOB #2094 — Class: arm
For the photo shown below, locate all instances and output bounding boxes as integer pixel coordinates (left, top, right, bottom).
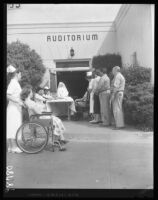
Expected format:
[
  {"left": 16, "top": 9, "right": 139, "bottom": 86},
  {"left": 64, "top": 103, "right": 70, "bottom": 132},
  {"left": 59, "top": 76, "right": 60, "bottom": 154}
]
[
  {"left": 7, "top": 80, "right": 24, "bottom": 106},
  {"left": 95, "top": 78, "right": 102, "bottom": 94},
  {"left": 7, "top": 94, "right": 23, "bottom": 106},
  {"left": 88, "top": 79, "right": 93, "bottom": 93},
  {"left": 110, "top": 76, "right": 120, "bottom": 103},
  {"left": 113, "top": 75, "right": 121, "bottom": 94},
  {"left": 35, "top": 93, "right": 46, "bottom": 102},
  {"left": 26, "top": 100, "right": 43, "bottom": 115},
  {"left": 75, "top": 92, "right": 87, "bottom": 102}
]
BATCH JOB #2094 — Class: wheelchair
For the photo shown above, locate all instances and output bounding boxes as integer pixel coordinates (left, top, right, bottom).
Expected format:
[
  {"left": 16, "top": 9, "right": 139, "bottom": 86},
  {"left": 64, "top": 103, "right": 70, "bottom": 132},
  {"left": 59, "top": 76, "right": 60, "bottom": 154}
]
[{"left": 16, "top": 106, "right": 65, "bottom": 154}]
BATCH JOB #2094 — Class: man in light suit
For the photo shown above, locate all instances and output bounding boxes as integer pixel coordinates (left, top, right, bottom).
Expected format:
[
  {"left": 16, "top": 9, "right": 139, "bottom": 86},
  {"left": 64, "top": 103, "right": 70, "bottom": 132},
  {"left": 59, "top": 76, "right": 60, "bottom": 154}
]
[
  {"left": 110, "top": 66, "right": 125, "bottom": 129},
  {"left": 95, "top": 68, "right": 111, "bottom": 126}
]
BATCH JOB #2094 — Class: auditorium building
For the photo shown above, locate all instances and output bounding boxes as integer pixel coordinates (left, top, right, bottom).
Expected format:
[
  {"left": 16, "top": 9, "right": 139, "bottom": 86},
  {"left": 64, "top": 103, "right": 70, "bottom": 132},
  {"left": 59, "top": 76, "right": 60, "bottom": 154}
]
[{"left": 7, "top": 4, "right": 154, "bottom": 98}]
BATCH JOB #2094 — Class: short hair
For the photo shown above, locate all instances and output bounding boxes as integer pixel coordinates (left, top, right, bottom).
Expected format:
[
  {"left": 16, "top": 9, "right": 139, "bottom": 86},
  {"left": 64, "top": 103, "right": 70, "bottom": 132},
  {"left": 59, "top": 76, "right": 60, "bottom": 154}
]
[
  {"left": 20, "top": 85, "right": 32, "bottom": 101},
  {"left": 113, "top": 66, "right": 120, "bottom": 72},
  {"left": 101, "top": 68, "right": 107, "bottom": 73}
]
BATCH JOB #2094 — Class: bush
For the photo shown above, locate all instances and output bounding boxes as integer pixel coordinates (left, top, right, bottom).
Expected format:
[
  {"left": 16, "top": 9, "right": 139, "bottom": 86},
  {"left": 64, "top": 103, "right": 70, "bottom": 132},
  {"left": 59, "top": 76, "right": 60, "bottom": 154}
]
[
  {"left": 7, "top": 40, "right": 46, "bottom": 89},
  {"left": 92, "top": 53, "right": 122, "bottom": 74},
  {"left": 121, "top": 65, "right": 151, "bottom": 86},
  {"left": 122, "top": 65, "right": 153, "bottom": 131}
]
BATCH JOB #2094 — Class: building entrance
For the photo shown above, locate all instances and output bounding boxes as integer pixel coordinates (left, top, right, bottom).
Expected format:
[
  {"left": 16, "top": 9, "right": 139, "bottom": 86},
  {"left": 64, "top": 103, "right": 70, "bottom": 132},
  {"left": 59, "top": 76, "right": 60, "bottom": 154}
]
[{"left": 57, "top": 71, "right": 89, "bottom": 99}]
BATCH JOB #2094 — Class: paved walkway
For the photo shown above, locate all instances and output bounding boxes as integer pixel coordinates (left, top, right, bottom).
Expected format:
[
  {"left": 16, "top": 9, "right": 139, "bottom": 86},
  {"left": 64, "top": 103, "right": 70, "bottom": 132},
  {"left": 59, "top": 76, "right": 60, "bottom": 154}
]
[{"left": 6, "top": 121, "right": 153, "bottom": 189}]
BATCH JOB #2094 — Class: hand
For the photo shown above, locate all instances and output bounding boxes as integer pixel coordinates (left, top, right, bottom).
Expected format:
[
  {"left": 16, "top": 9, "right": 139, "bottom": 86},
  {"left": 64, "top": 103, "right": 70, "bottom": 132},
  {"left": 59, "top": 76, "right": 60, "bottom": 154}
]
[{"left": 19, "top": 101, "right": 25, "bottom": 107}]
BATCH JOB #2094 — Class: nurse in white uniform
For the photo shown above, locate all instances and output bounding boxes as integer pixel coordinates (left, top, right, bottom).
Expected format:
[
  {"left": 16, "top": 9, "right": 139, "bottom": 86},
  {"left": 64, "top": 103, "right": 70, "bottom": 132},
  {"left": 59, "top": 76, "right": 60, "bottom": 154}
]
[
  {"left": 7, "top": 65, "right": 24, "bottom": 153},
  {"left": 57, "top": 82, "right": 76, "bottom": 114}
]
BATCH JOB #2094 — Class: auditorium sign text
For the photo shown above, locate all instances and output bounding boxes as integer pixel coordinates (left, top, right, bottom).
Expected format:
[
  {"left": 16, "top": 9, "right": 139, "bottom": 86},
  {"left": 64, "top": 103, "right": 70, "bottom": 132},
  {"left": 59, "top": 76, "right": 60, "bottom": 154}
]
[{"left": 47, "top": 34, "right": 98, "bottom": 42}]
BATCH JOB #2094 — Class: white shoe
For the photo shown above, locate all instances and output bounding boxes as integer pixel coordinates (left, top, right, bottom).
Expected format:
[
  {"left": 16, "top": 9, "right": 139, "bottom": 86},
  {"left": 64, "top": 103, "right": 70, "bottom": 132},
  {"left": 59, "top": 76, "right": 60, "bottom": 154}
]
[
  {"left": 89, "top": 120, "right": 99, "bottom": 124},
  {"left": 89, "top": 120, "right": 96, "bottom": 123},
  {"left": 8, "top": 149, "right": 12, "bottom": 153},
  {"left": 12, "top": 147, "right": 23, "bottom": 153}
]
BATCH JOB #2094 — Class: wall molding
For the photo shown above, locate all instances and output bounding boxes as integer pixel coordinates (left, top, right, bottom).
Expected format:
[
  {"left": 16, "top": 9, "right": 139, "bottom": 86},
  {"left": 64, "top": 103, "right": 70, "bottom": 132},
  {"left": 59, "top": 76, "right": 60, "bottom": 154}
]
[{"left": 7, "top": 21, "right": 114, "bottom": 29}]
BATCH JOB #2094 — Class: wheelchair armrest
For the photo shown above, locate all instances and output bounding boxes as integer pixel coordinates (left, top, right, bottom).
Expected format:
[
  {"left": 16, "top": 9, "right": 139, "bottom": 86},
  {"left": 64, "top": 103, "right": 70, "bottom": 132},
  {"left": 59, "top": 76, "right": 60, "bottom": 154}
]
[
  {"left": 41, "top": 112, "right": 53, "bottom": 115},
  {"left": 30, "top": 112, "right": 52, "bottom": 120}
]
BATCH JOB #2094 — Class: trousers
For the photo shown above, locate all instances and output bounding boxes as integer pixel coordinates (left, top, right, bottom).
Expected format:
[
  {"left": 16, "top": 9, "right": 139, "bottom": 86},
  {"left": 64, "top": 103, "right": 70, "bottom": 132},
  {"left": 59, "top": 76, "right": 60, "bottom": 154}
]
[
  {"left": 99, "top": 91, "right": 110, "bottom": 125},
  {"left": 112, "top": 91, "right": 125, "bottom": 128}
]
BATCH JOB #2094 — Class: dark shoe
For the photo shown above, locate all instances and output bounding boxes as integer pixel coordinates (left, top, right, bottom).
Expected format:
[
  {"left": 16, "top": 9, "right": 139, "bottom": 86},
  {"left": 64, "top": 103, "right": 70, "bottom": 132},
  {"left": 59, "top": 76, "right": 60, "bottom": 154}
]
[
  {"left": 60, "top": 140, "right": 69, "bottom": 144},
  {"left": 112, "top": 127, "right": 125, "bottom": 130},
  {"left": 90, "top": 121, "right": 100, "bottom": 124},
  {"left": 99, "top": 123, "right": 110, "bottom": 127}
]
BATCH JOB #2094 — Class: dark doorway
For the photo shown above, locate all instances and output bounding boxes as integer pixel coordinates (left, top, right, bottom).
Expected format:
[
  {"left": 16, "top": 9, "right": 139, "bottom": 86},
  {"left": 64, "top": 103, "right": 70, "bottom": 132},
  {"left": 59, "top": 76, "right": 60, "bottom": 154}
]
[{"left": 57, "top": 71, "right": 89, "bottom": 99}]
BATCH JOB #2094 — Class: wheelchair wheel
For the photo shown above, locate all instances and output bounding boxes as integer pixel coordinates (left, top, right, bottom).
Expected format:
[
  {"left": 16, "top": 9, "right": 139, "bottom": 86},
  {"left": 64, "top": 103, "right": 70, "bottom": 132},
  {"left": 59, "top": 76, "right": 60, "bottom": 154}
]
[{"left": 16, "top": 122, "right": 48, "bottom": 154}]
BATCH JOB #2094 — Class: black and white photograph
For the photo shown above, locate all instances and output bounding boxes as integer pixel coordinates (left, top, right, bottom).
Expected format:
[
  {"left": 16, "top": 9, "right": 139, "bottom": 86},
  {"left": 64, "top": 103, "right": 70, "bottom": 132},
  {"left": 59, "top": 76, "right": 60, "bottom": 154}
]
[{"left": 5, "top": 3, "right": 154, "bottom": 197}]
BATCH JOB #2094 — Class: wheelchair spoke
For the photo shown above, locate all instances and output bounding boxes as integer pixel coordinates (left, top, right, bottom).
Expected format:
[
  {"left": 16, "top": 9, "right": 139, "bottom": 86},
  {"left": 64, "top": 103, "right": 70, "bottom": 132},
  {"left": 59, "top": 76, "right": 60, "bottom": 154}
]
[{"left": 16, "top": 122, "right": 48, "bottom": 154}]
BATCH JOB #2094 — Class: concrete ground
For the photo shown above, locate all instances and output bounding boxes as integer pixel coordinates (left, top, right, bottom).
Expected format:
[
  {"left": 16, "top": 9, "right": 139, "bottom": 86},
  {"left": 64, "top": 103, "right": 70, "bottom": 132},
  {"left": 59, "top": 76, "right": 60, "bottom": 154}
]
[{"left": 6, "top": 121, "right": 153, "bottom": 189}]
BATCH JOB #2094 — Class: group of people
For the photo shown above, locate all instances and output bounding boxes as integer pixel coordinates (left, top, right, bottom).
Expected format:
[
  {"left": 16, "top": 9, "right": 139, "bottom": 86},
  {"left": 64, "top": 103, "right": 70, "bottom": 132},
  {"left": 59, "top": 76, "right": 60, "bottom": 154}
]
[
  {"left": 6, "top": 64, "right": 125, "bottom": 154},
  {"left": 6, "top": 65, "right": 68, "bottom": 153},
  {"left": 76, "top": 66, "right": 125, "bottom": 129}
]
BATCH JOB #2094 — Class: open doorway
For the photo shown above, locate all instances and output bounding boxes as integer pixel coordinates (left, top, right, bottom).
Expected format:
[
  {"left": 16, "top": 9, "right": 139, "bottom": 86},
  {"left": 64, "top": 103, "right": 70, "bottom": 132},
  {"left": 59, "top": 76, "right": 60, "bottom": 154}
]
[{"left": 57, "top": 71, "right": 89, "bottom": 99}]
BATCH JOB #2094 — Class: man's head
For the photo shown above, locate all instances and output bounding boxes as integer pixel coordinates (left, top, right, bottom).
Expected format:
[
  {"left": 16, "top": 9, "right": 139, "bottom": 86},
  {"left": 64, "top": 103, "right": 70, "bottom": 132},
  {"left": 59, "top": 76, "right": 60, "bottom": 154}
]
[
  {"left": 101, "top": 68, "right": 107, "bottom": 74},
  {"left": 44, "top": 86, "right": 49, "bottom": 94},
  {"left": 94, "top": 69, "right": 102, "bottom": 76},
  {"left": 112, "top": 66, "right": 120, "bottom": 76}
]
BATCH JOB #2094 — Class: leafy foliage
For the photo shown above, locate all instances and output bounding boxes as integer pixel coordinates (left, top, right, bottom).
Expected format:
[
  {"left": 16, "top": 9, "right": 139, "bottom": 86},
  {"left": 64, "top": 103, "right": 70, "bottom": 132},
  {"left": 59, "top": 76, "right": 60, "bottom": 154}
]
[
  {"left": 92, "top": 53, "right": 122, "bottom": 74},
  {"left": 122, "top": 66, "right": 153, "bottom": 131},
  {"left": 7, "top": 40, "right": 46, "bottom": 89},
  {"left": 121, "top": 65, "right": 151, "bottom": 86}
]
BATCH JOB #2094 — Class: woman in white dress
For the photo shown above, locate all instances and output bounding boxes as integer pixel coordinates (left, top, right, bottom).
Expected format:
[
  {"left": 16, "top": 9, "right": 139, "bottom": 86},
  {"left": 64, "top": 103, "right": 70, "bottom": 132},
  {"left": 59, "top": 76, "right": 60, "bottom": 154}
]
[
  {"left": 7, "top": 65, "right": 24, "bottom": 153},
  {"left": 57, "top": 82, "right": 76, "bottom": 115}
]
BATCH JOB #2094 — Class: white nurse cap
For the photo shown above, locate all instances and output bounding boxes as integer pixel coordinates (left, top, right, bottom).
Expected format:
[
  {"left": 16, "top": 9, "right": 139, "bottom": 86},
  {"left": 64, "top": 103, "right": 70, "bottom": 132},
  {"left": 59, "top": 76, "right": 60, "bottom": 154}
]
[{"left": 7, "top": 65, "right": 16, "bottom": 73}]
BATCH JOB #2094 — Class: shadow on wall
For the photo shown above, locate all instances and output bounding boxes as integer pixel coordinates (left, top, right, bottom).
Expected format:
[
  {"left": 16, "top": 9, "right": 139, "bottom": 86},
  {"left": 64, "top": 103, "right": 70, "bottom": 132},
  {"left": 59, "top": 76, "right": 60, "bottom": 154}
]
[{"left": 97, "top": 25, "right": 117, "bottom": 55}]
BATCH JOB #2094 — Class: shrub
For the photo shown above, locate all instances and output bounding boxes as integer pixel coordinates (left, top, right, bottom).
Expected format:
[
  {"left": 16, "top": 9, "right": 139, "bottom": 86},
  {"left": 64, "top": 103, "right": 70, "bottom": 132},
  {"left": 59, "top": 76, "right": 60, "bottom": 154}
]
[
  {"left": 123, "top": 79, "right": 153, "bottom": 131},
  {"left": 121, "top": 65, "right": 151, "bottom": 86},
  {"left": 92, "top": 53, "right": 122, "bottom": 74},
  {"left": 7, "top": 40, "right": 46, "bottom": 89},
  {"left": 121, "top": 65, "right": 153, "bottom": 130}
]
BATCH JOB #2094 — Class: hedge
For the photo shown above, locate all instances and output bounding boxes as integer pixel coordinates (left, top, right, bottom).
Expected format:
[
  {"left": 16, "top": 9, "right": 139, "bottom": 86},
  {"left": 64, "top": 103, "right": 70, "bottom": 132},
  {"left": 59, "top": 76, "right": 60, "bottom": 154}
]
[
  {"left": 92, "top": 53, "right": 122, "bottom": 74},
  {"left": 122, "top": 66, "right": 153, "bottom": 131},
  {"left": 121, "top": 65, "right": 151, "bottom": 85}
]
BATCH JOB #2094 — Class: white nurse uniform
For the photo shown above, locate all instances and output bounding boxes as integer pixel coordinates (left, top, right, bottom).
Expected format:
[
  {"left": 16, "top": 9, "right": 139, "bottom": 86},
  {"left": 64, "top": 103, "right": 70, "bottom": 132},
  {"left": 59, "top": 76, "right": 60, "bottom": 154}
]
[{"left": 7, "top": 78, "right": 22, "bottom": 139}]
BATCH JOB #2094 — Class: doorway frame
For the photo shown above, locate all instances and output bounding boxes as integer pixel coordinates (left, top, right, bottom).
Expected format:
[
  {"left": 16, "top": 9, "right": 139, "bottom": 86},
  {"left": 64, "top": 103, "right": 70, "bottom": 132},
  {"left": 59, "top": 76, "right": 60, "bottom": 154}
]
[
  {"left": 54, "top": 58, "right": 92, "bottom": 72},
  {"left": 50, "top": 58, "right": 92, "bottom": 92}
]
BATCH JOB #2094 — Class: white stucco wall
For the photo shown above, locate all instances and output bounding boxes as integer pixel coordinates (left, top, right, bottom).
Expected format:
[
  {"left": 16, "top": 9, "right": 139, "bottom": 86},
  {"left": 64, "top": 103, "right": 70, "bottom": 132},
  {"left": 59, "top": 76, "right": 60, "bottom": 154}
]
[
  {"left": 96, "top": 25, "right": 117, "bottom": 55},
  {"left": 7, "top": 4, "right": 120, "bottom": 71},
  {"left": 97, "top": 4, "right": 154, "bottom": 83},
  {"left": 7, "top": 23, "right": 112, "bottom": 70},
  {"left": 115, "top": 4, "right": 154, "bottom": 82}
]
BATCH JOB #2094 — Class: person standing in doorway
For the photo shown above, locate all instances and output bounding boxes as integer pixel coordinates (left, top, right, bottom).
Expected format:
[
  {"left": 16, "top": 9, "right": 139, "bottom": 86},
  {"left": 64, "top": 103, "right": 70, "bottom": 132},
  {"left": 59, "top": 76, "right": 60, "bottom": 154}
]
[
  {"left": 89, "top": 69, "right": 101, "bottom": 124},
  {"left": 95, "top": 68, "right": 111, "bottom": 126},
  {"left": 110, "top": 66, "right": 125, "bottom": 129},
  {"left": 86, "top": 71, "right": 94, "bottom": 119},
  {"left": 7, "top": 65, "right": 24, "bottom": 153}
]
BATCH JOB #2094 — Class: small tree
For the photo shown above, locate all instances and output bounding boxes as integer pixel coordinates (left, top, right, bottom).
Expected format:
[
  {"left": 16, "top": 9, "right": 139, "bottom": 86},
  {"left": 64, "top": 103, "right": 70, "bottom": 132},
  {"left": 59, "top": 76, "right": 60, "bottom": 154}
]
[{"left": 7, "top": 40, "right": 46, "bottom": 90}]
